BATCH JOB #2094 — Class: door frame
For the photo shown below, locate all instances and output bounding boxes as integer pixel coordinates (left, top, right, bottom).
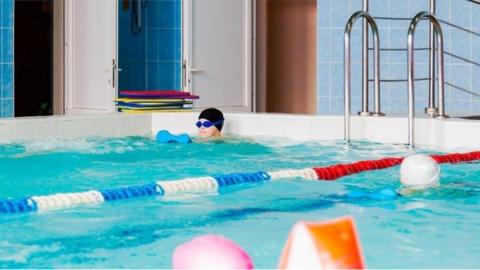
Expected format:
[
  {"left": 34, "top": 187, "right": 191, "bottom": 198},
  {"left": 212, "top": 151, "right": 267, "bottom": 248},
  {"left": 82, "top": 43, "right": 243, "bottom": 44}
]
[
  {"left": 182, "top": 0, "right": 255, "bottom": 112},
  {"left": 53, "top": 0, "right": 64, "bottom": 115},
  {"left": 63, "top": 0, "right": 117, "bottom": 114},
  {"left": 255, "top": 0, "right": 317, "bottom": 114}
]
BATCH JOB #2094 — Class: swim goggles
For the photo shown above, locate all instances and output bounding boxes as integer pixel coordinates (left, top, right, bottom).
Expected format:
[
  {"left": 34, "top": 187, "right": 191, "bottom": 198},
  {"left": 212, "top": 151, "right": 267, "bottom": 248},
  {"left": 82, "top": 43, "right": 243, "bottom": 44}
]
[{"left": 196, "top": 119, "right": 224, "bottom": 128}]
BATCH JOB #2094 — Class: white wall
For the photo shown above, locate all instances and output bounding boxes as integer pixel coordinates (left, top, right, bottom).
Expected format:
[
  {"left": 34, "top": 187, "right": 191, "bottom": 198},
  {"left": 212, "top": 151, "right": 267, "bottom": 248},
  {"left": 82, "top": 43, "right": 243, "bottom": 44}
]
[{"left": 1, "top": 113, "right": 480, "bottom": 151}]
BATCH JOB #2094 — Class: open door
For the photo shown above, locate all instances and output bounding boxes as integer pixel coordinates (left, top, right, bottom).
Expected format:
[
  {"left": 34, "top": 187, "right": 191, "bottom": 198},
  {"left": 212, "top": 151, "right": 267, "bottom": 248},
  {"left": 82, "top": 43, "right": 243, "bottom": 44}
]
[
  {"left": 183, "top": 0, "right": 253, "bottom": 112},
  {"left": 64, "top": 0, "right": 117, "bottom": 114}
]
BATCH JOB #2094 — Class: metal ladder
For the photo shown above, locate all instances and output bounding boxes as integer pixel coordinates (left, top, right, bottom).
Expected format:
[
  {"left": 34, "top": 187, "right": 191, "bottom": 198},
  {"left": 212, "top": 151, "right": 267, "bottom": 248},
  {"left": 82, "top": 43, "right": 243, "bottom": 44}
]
[
  {"left": 407, "top": 11, "right": 449, "bottom": 150},
  {"left": 343, "top": 10, "right": 383, "bottom": 145},
  {"left": 342, "top": 0, "right": 450, "bottom": 149}
]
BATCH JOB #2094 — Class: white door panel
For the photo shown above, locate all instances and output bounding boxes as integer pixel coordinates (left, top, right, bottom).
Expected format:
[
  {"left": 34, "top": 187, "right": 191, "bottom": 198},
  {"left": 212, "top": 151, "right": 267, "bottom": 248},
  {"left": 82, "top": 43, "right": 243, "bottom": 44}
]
[
  {"left": 185, "top": 0, "right": 252, "bottom": 111},
  {"left": 65, "top": 0, "right": 116, "bottom": 113}
]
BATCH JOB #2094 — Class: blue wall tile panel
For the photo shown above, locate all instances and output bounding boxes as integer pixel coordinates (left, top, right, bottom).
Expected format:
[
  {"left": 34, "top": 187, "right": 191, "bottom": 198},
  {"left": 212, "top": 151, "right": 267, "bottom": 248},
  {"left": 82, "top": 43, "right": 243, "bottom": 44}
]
[
  {"left": 0, "top": 0, "right": 14, "bottom": 118},
  {"left": 317, "top": 0, "right": 480, "bottom": 116},
  {"left": 119, "top": 0, "right": 181, "bottom": 91}
]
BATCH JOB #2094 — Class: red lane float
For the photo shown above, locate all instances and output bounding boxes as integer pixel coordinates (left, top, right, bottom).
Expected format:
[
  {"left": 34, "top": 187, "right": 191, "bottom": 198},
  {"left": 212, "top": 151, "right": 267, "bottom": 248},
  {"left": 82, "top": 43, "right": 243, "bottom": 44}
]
[
  {"left": 312, "top": 150, "right": 480, "bottom": 181},
  {"left": 431, "top": 151, "right": 480, "bottom": 164},
  {"left": 313, "top": 157, "right": 404, "bottom": 181}
]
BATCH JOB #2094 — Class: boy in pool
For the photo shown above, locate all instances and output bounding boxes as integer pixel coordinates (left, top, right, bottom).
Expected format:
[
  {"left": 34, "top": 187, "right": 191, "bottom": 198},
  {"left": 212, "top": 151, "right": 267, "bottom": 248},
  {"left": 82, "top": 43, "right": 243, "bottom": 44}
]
[{"left": 196, "top": 108, "right": 224, "bottom": 139}]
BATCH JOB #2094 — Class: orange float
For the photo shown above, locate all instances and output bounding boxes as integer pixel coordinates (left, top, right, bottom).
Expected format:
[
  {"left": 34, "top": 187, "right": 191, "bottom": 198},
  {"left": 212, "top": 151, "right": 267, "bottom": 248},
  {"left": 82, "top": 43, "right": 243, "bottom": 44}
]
[{"left": 278, "top": 216, "right": 365, "bottom": 269}]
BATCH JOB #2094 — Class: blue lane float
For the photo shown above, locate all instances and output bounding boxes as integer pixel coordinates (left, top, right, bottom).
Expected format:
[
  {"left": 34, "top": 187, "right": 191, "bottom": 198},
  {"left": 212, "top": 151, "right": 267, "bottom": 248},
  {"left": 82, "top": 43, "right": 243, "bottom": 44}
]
[
  {"left": 0, "top": 198, "right": 37, "bottom": 214},
  {"left": 214, "top": 172, "right": 271, "bottom": 187},
  {"left": 100, "top": 183, "right": 163, "bottom": 201}
]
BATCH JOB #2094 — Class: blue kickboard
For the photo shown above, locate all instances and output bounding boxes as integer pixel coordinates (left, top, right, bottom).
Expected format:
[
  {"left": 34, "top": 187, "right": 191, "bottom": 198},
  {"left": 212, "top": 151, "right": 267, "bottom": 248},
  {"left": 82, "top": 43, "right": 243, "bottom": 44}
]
[{"left": 156, "top": 130, "right": 192, "bottom": 144}]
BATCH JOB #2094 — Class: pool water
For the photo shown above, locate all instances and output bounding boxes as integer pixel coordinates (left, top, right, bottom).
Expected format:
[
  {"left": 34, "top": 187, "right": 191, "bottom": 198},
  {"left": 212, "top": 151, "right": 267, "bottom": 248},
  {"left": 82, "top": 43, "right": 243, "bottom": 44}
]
[{"left": 0, "top": 136, "right": 479, "bottom": 268}]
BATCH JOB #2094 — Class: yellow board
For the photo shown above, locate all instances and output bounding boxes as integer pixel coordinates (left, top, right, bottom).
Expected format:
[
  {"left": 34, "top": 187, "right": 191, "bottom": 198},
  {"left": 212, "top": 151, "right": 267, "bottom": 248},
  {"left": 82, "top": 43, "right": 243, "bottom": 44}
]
[{"left": 120, "top": 109, "right": 193, "bottom": 113}]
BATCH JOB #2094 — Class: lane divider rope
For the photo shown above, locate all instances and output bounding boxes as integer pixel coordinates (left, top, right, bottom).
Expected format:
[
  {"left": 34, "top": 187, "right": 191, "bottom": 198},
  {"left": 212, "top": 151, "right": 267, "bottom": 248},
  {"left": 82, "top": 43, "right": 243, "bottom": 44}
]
[{"left": 1, "top": 151, "right": 480, "bottom": 214}]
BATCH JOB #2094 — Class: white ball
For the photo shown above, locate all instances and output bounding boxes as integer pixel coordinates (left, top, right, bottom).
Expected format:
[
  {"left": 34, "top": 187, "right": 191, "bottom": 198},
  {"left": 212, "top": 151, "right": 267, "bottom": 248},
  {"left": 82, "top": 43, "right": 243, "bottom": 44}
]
[{"left": 400, "top": 154, "right": 440, "bottom": 189}]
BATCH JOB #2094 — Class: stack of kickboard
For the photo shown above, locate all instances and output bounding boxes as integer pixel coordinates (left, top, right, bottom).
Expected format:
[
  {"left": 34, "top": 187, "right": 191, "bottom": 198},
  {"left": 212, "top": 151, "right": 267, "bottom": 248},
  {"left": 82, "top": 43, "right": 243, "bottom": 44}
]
[{"left": 114, "top": 90, "right": 199, "bottom": 113}]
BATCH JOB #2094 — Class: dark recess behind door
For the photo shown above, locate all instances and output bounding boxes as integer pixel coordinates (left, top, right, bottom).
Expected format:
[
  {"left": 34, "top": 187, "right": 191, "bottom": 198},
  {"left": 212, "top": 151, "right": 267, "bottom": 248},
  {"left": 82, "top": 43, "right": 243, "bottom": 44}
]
[{"left": 15, "top": 0, "right": 53, "bottom": 117}]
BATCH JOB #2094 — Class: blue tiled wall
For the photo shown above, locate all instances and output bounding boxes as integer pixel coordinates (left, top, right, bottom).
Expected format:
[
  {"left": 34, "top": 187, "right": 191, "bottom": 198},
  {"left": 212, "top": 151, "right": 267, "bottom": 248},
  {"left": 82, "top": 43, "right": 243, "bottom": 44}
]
[
  {"left": 119, "top": 0, "right": 182, "bottom": 91},
  {"left": 317, "top": 0, "right": 480, "bottom": 116},
  {"left": 0, "top": 0, "right": 14, "bottom": 118},
  {"left": 118, "top": 1, "right": 146, "bottom": 90}
]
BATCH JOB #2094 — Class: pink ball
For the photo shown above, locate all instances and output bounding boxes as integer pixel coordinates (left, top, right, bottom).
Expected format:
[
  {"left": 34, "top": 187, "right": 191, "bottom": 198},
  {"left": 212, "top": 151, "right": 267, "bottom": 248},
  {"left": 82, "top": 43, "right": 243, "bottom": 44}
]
[{"left": 172, "top": 235, "right": 254, "bottom": 269}]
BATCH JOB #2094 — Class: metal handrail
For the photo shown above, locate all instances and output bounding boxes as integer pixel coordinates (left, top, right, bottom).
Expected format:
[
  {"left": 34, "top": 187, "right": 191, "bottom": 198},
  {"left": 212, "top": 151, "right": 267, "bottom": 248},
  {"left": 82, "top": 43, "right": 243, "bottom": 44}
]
[
  {"left": 344, "top": 11, "right": 383, "bottom": 144},
  {"left": 428, "top": 0, "right": 436, "bottom": 117},
  {"left": 362, "top": 0, "right": 369, "bottom": 116},
  {"left": 407, "top": 11, "right": 449, "bottom": 150}
]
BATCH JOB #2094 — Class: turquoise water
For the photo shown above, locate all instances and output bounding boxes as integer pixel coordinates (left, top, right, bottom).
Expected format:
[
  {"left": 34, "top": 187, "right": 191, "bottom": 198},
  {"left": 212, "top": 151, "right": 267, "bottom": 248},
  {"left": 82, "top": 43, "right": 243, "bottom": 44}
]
[{"left": 0, "top": 136, "right": 479, "bottom": 268}]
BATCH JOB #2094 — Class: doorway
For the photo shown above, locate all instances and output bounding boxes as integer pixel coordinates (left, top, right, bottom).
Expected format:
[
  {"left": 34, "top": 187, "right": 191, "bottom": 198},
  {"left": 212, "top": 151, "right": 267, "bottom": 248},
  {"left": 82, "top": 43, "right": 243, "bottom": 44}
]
[
  {"left": 256, "top": 0, "right": 317, "bottom": 114},
  {"left": 14, "top": 0, "right": 63, "bottom": 117},
  {"left": 15, "top": 0, "right": 53, "bottom": 116}
]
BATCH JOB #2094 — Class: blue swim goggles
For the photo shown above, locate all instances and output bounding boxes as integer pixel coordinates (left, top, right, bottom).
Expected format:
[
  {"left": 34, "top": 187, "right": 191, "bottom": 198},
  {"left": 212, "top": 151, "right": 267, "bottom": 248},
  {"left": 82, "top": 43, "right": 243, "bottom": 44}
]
[{"left": 196, "top": 119, "right": 224, "bottom": 128}]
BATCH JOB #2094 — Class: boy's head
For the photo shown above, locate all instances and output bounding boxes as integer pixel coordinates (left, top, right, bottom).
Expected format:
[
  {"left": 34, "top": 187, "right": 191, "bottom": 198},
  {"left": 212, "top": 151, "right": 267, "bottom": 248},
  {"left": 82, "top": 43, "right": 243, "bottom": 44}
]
[{"left": 197, "top": 108, "right": 224, "bottom": 138}]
